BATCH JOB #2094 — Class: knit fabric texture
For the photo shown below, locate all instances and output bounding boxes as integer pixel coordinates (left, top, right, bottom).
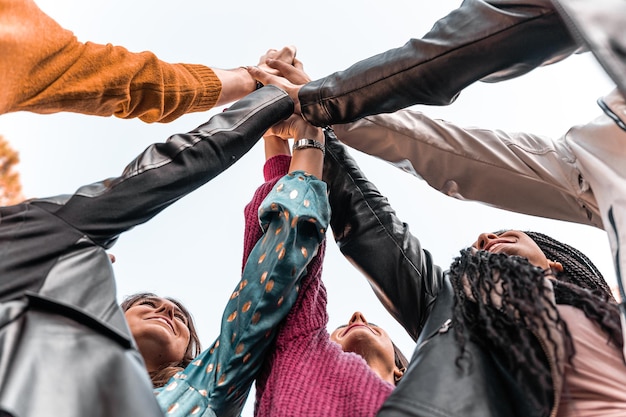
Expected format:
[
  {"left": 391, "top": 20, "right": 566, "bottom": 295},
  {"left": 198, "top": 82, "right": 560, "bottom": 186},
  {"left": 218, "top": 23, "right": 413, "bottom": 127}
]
[
  {"left": 251, "top": 156, "right": 395, "bottom": 417},
  {"left": 0, "top": 0, "right": 220, "bottom": 122},
  {"left": 154, "top": 155, "right": 330, "bottom": 417}
]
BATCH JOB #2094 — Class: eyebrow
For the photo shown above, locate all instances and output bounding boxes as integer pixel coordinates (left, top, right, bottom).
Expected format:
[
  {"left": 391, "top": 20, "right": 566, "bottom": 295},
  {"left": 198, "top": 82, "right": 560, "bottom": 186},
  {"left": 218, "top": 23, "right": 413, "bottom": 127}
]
[{"left": 142, "top": 297, "right": 187, "bottom": 321}]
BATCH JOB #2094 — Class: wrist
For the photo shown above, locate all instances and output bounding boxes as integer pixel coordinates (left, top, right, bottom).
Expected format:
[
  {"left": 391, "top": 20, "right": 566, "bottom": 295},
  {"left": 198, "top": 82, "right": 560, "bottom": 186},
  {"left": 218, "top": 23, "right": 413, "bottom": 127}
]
[
  {"left": 238, "top": 66, "right": 263, "bottom": 92},
  {"left": 292, "top": 138, "right": 325, "bottom": 155}
]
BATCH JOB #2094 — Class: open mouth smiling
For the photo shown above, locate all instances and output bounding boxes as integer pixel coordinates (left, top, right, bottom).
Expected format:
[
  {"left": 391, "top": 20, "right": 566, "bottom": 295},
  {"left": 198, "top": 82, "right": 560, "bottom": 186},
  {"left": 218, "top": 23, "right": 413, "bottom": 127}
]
[
  {"left": 483, "top": 238, "right": 515, "bottom": 253},
  {"left": 149, "top": 316, "right": 175, "bottom": 334},
  {"left": 341, "top": 323, "right": 378, "bottom": 337}
]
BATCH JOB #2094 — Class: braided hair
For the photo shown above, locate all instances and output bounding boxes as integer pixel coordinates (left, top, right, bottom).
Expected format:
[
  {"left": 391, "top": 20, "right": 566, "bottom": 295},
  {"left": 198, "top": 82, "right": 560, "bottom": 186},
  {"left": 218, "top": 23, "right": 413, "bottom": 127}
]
[
  {"left": 448, "top": 231, "right": 621, "bottom": 415},
  {"left": 526, "top": 231, "right": 622, "bottom": 349}
]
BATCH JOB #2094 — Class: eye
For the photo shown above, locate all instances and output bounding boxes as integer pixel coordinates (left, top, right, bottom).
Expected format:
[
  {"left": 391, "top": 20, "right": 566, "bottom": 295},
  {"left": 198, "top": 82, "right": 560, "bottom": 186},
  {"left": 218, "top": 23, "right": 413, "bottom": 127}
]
[
  {"left": 138, "top": 300, "right": 156, "bottom": 308},
  {"left": 173, "top": 311, "right": 187, "bottom": 323}
]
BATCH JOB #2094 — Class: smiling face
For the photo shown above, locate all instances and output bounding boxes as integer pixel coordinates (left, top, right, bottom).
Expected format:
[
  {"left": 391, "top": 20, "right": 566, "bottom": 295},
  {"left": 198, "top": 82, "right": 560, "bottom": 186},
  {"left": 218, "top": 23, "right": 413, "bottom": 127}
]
[
  {"left": 472, "top": 230, "right": 556, "bottom": 271},
  {"left": 124, "top": 295, "right": 192, "bottom": 372},
  {"left": 330, "top": 311, "right": 403, "bottom": 385}
]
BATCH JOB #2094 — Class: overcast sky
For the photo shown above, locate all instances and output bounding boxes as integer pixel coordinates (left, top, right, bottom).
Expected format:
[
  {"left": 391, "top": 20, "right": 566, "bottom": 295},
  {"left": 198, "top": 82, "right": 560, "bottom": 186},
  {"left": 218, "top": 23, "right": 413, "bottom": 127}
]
[{"left": 0, "top": 1, "right": 618, "bottom": 415}]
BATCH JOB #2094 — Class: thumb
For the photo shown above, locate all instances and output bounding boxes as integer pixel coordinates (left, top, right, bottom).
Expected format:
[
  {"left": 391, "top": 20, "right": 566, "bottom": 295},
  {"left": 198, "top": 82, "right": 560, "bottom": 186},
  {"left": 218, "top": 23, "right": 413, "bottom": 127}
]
[
  {"left": 267, "top": 59, "right": 310, "bottom": 84},
  {"left": 246, "top": 66, "right": 277, "bottom": 86}
]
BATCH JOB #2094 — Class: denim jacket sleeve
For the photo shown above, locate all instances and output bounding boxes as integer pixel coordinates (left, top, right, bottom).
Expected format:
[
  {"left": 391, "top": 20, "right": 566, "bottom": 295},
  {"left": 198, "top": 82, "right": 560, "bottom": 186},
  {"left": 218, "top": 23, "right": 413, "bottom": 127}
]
[{"left": 322, "top": 129, "right": 444, "bottom": 340}]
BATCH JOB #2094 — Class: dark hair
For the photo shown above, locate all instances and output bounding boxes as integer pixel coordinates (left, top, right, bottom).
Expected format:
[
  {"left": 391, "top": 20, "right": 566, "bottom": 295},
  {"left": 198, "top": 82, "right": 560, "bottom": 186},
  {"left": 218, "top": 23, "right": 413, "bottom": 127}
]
[
  {"left": 121, "top": 292, "right": 202, "bottom": 388},
  {"left": 449, "top": 231, "right": 621, "bottom": 415},
  {"left": 524, "top": 231, "right": 615, "bottom": 300},
  {"left": 392, "top": 341, "right": 409, "bottom": 385}
]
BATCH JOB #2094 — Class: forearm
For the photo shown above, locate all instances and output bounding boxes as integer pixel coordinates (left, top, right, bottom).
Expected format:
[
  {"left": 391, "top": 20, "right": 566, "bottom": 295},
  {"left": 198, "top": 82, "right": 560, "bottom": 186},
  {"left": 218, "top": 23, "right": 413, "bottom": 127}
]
[
  {"left": 332, "top": 111, "right": 602, "bottom": 228},
  {"left": 0, "top": 0, "right": 221, "bottom": 122},
  {"left": 169, "top": 173, "right": 329, "bottom": 417},
  {"left": 47, "top": 86, "right": 292, "bottom": 246},
  {"left": 300, "top": 0, "right": 579, "bottom": 126}
]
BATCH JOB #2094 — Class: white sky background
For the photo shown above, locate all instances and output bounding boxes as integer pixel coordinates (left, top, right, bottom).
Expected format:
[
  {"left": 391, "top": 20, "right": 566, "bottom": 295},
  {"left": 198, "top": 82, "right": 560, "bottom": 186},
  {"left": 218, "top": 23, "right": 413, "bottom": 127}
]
[{"left": 0, "top": 0, "right": 618, "bottom": 415}]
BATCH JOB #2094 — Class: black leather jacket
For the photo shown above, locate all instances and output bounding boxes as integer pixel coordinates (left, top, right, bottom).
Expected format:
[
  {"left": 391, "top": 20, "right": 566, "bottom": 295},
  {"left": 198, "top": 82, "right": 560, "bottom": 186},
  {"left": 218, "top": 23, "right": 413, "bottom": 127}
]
[
  {"left": 323, "top": 133, "right": 557, "bottom": 417},
  {"left": 300, "top": 0, "right": 579, "bottom": 127},
  {"left": 0, "top": 87, "right": 293, "bottom": 417}
]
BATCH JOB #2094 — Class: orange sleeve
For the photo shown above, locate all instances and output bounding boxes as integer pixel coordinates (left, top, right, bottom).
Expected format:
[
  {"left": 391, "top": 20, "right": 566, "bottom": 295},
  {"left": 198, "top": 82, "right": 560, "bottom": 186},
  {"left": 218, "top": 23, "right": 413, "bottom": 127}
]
[{"left": 0, "top": 0, "right": 221, "bottom": 123}]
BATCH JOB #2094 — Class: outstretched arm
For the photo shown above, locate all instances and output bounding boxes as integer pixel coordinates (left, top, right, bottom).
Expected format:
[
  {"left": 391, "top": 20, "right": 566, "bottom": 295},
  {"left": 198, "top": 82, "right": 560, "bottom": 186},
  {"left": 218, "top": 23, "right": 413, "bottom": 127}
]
[
  {"left": 0, "top": 0, "right": 295, "bottom": 122},
  {"left": 37, "top": 86, "right": 293, "bottom": 248},
  {"left": 323, "top": 132, "right": 443, "bottom": 340},
  {"left": 154, "top": 116, "right": 328, "bottom": 417},
  {"left": 331, "top": 110, "right": 602, "bottom": 229},
  {"left": 297, "top": 0, "right": 578, "bottom": 126}
]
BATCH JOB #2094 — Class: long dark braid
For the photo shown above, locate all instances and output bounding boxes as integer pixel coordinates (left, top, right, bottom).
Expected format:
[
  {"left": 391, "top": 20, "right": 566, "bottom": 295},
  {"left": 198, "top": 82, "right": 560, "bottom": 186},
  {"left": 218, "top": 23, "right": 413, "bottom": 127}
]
[
  {"left": 449, "top": 231, "right": 621, "bottom": 416},
  {"left": 527, "top": 231, "right": 622, "bottom": 349},
  {"left": 449, "top": 248, "right": 570, "bottom": 415}
]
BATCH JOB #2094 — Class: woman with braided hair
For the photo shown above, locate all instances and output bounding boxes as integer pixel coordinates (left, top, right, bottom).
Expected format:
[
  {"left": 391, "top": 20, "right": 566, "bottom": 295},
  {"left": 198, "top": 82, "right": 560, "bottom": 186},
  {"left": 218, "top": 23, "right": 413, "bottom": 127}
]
[
  {"left": 450, "top": 230, "right": 623, "bottom": 416},
  {"left": 322, "top": 132, "right": 626, "bottom": 417}
]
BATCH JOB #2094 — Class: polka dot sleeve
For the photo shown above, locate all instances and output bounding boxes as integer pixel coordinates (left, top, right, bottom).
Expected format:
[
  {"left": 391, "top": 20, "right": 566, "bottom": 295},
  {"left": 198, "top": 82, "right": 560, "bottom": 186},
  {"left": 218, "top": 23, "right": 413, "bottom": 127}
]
[{"left": 154, "top": 171, "right": 329, "bottom": 417}]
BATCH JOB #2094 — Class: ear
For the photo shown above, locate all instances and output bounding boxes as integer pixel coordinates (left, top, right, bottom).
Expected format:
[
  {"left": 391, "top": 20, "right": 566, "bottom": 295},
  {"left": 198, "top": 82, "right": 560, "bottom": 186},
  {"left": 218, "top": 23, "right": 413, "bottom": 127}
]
[
  {"left": 548, "top": 260, "right": 563, "bottom": 272},
  {"left": 393, "top": 366, "right": 405, "bottom": 384}
]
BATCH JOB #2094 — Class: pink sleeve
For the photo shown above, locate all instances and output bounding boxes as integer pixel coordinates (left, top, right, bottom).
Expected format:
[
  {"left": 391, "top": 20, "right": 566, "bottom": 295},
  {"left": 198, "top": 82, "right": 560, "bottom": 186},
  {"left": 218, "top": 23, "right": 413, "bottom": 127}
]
[{"left": 241, "top": 155, "right": 292, "bottom": 270}]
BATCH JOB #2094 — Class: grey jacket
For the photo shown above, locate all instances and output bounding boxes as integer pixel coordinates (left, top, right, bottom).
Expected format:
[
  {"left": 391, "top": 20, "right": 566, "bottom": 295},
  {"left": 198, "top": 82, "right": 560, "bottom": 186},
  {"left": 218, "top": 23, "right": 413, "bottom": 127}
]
[{"left": 0, "top": 86, "right": 293, "bottom": 417}]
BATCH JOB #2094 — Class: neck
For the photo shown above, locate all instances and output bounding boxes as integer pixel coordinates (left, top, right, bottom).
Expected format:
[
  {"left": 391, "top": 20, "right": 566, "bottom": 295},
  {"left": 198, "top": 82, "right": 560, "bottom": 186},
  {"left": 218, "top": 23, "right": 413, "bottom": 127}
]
[{"left": 362, "top": 354, "right": 396, "bottom": 385}]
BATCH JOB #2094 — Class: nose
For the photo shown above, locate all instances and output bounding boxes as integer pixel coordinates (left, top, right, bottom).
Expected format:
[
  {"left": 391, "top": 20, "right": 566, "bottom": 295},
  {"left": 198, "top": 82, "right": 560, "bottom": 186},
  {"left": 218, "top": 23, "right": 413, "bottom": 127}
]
[
  {"left": 155, "top": 300, "right": 176, "bottom": 319},
  {"left": 475, "top": 232, "right": 498, "bottom": 249},
  {"left": 348, "top": 311, "right": 368, "bottom": 325}
]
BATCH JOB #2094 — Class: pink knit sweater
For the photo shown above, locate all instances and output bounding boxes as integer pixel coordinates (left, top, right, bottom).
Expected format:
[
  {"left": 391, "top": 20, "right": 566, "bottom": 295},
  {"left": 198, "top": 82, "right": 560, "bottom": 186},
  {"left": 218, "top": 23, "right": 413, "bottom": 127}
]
[{"left": 245, "top": 156, "right": 395, "bottom": 417}]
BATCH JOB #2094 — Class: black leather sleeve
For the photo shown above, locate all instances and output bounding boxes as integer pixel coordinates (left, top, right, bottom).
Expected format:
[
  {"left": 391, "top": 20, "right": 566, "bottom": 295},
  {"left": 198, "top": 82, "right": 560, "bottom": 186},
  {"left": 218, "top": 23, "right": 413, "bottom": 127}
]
[
  {"left": 322, "top": 130, "right": 444, "bottom": 340},
  {"left": 300, "top": 0, "right": 578, "bottom": 126},
  {"left": 41, "top": 86, "right": 293, "bottom": 247}
]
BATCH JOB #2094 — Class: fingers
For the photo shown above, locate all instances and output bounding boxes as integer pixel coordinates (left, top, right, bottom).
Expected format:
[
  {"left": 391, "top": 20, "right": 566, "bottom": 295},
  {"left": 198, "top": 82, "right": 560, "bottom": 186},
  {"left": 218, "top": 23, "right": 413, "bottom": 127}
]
[
  {"left": 265, "top": 115, "right": 299, "bottom": 139},
  {"left": 258, "top": 45, "right": 297, "bottom": 66},
  {"left": 293, "top": 57, "right": 304, "bottom": 70},
  {"left": 266, "top": 59, "right": 310, "bottom": 84},
  {"left": 266, "top": 114, "right": 319, "bottom": 141},
  {"left": 246, "top": 66, "right": 302, "bottom": 114},
  {"left": 272, "top": 45, "right": 297, "bottom": 64},
  {"left": 247, "top": 65, "right": 282, "bottom": 87}
]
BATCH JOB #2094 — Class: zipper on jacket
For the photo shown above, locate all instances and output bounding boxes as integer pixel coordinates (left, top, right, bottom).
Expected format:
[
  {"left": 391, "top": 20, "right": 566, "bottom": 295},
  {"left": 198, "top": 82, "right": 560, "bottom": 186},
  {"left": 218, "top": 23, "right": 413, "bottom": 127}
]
[
  {"left": 416, "top": 318, "right": 452, "bottom": 351},
  {"left": 531, "top": 328, "right": 560, "bottom": 417}
]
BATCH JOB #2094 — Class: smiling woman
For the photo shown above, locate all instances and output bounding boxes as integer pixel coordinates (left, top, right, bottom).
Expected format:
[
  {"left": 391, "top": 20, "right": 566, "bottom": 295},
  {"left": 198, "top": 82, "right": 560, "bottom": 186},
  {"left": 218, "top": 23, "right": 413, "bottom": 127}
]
[
  {"left": 330, "top": 311, "right": 408, "bottom": 385},
  {"left": 122, "top": 293, "right": 201, "bottom": 387},
  {"left": 322, "top": 134, "right": 626, "bottom": 417}
]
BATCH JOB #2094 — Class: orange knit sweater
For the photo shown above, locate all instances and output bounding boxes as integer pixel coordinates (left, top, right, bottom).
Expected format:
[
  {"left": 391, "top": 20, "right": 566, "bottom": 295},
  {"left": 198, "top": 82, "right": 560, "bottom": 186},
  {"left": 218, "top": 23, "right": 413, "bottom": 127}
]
[{"left": 0, "top": 0, "right": 221, "bottom": 122}]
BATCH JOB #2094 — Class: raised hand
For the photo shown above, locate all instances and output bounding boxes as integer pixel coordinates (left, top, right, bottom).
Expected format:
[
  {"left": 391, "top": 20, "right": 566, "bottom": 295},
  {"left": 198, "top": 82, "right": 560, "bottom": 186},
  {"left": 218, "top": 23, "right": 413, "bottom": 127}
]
[
  {"left": 257, "top": 46, "right": 298, "bottom": 76},
  {"left": 247, "top": 59, "right": 311, "bottom": 114}
]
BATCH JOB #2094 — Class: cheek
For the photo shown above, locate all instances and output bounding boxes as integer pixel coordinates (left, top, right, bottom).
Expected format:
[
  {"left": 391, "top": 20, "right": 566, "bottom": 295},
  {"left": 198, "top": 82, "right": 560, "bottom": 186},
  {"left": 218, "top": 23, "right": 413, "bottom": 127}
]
[
  {"left": 179, "top": 327, "right": 192, "bottom": 350},
  {"left": 124, "top": 313, "right": 140, "bottom": 333}
]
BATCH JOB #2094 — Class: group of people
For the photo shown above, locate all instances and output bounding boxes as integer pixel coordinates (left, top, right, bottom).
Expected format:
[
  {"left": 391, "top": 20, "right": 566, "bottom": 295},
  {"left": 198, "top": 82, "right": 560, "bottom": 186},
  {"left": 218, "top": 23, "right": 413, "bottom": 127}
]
[{"left": 1, "top": 1, "right": 626, "bottom": 417}]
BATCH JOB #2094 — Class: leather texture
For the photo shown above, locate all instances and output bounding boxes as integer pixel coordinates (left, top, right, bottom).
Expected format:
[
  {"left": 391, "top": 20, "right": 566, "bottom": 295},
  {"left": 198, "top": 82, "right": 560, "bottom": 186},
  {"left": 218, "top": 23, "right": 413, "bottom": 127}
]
[
  {"left": 552, "top": 0, "right": 626, "bottom": 98},
  {"left": 0, "top": 86, "right": 293, "bottom": 417},
  {"left": 323, "top": 133, "right": 554, "bottom": 417},
  {"left": 300, "top": 0, "right": 578, "bottom": 126}
]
